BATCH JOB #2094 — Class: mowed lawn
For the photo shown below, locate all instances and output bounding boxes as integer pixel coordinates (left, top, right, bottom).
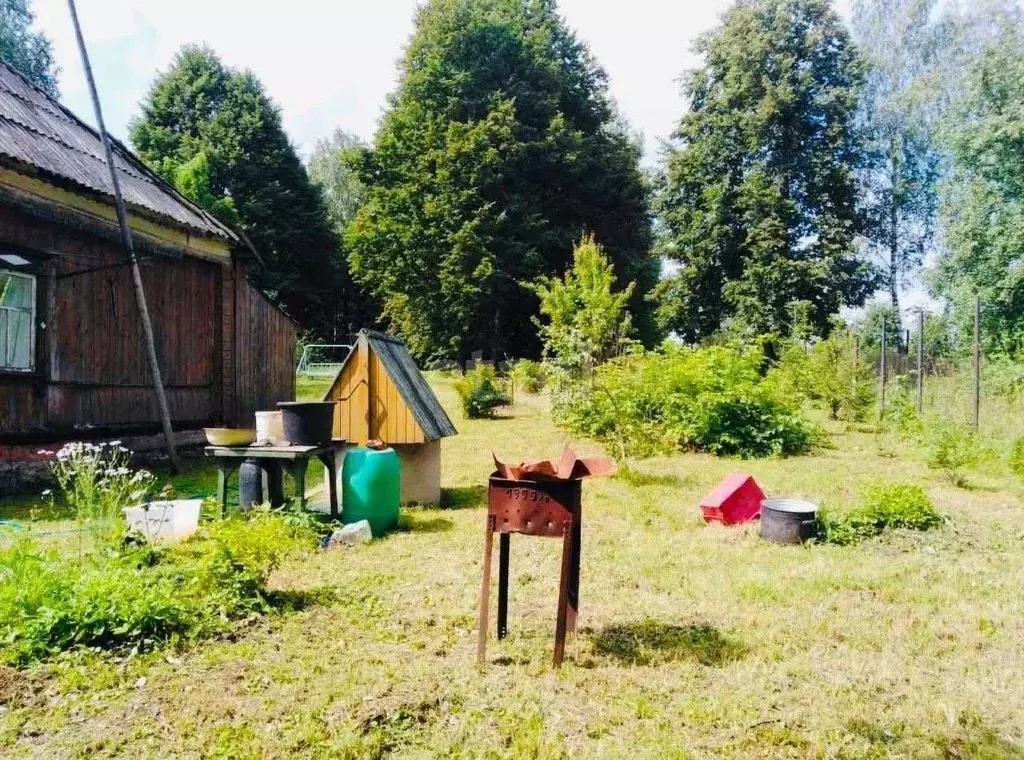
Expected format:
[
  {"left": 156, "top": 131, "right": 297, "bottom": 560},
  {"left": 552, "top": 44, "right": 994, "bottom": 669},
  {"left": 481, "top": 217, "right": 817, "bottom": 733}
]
[{"left": 2, "top": 376, "right": 1024, "bottom": 758}]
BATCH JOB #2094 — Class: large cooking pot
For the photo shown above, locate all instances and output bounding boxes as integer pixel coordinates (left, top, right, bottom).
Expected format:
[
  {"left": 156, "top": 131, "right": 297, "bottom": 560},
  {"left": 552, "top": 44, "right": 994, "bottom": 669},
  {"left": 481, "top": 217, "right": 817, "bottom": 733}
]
[
  {"left": 759, "top": 498, "right": 819, "bottom": 544},
  {"left": 277, "top": 401, "right": 336, "bottom": 446}
]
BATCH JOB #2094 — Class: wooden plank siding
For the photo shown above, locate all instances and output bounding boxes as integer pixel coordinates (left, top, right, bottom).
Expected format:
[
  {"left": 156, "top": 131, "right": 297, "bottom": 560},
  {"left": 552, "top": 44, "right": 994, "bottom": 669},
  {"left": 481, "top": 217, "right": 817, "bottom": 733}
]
[
  {"left": 324, "top": 335, "right": 425, "bottom": 445},
  {"left": 228, "top": 261, "right": 296, "bottom": 426},
  {"left": 0, "top": 204, "right": 297, "bottom": 440}
]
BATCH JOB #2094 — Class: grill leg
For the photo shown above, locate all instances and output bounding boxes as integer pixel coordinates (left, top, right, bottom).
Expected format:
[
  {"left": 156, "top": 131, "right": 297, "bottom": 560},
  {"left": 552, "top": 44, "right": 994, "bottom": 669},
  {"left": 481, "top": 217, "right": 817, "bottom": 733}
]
[
  {"left": 553, "top": 521, "right": 574, "bottom": 667},
  {"left": 567, "top": 517, "right": 581, "bottom": 634},
  {"left": 477, "top": 516, "right": 495, "bottom": 666},
  {"left": 497, "top": 533, "right": 510, "bottom": 639}
]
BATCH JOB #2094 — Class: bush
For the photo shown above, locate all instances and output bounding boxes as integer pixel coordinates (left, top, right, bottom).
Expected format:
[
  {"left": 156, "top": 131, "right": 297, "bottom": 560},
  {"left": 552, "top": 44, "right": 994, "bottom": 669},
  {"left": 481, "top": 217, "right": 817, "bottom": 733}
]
[
  {"left": 555, "top": 344, "right": 817, "bottom": 459},
  {"left": 0, "top": 510, "right": 317, "bottom": 666},
  {"left": 453, "top": 365, "right": 511, "bottom": 419},
  {"left": 819, "top": 482, "right": 943, "bottom": 545},
  {"left": 773, "top": 335, "right": 873, "bottom": 421},
  {"left": 509, "top": 359, "right": 549, "bottom": 394},
  {"left": 1008, "top": 436, "right": 1024, "bottom": 479},
  {"left": 924, "top": 421, "right": 977, "bottom": 486}
]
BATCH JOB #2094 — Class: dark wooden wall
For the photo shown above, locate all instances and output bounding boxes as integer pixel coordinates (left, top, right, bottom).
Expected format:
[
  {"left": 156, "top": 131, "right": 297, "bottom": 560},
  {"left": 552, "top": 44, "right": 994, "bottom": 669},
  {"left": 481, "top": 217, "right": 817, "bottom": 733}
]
[
  {"left": 0, "top": 206, "right": 296, "bottom": 440},
  {"left": 225, "top": 260, "right": 297, "bottom": 425}
]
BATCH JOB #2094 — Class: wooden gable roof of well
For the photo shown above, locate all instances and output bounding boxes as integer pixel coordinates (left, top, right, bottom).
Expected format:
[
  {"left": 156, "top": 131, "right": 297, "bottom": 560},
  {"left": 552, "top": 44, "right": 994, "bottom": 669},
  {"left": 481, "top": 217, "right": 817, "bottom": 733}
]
[
  {"left": 0, "top": 61, "right": 237, "bottom": 244},
  {"left": 324, "top": 330, "right": 457, "bottom": 443}
]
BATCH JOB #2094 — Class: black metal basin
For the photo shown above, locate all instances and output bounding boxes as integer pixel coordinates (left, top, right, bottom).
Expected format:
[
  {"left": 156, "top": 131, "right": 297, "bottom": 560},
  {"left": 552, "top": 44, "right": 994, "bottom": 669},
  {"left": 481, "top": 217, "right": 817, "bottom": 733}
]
[
  {"left": 759, "top": 498, "right": 818, "bottom": 544},
  {"left": 277, "top": 401, "right": 336, "bottom": 446}
]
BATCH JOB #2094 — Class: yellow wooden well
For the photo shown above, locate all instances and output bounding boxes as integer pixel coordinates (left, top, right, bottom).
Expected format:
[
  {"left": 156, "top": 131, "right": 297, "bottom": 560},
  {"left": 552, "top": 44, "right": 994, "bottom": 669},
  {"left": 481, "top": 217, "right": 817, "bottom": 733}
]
[{"left": 322, "top": 330, "right": 457, "bottom": 504}]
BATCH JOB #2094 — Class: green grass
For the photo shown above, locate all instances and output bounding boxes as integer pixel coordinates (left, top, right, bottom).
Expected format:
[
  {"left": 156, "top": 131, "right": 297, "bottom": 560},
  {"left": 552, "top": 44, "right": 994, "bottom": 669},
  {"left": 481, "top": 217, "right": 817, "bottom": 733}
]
[{"left": 1, "top": 376, "right": 1023, "bottom": 757}]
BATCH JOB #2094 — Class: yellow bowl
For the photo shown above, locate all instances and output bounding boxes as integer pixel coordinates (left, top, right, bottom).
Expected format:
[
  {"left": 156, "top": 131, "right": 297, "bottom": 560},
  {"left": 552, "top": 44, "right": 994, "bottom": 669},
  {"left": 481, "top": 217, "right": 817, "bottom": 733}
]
[{"left": 204, "top": 428, "right": 256, "bottom": 447}]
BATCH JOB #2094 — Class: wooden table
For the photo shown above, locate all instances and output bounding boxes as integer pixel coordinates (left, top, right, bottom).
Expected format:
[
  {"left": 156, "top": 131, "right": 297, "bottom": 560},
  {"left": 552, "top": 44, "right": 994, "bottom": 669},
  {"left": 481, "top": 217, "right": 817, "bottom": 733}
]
[{"left": 205, "top": 441, "right": 345, "bottom": 518}]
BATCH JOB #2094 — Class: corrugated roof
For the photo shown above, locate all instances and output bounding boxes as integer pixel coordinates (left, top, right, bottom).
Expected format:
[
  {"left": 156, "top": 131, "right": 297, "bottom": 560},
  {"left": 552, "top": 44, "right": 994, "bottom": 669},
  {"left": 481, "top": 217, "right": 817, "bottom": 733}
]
[
  {"left": 363, "top": 330, "right": 458, "bottom": 441},
  {"left": 0, "top": 61, "right": 237, "bottom": 243}
]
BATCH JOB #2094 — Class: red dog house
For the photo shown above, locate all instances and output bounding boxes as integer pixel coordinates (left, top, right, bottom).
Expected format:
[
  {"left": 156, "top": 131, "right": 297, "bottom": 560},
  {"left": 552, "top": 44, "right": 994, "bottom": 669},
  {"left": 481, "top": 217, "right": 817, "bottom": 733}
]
[{"left": 700, "top": 473, "right": 764, "bottom": 525}]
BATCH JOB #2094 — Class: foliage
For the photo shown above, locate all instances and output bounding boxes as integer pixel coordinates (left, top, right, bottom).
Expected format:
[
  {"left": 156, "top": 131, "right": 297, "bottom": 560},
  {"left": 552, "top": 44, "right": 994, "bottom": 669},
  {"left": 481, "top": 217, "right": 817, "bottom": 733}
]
[
  {"left": 882, "top": 381, "right": 924, "bottom": 438},
  {"left": 931, "top": 21, "right": 1024, "bottom": 354},
  {"left": 170, "top": 151, "right": 240, "bottom": 225},
  {"left": 856, "top": 302, "right": 903, "bottom": 350},
  {"left": 1007, "top": 436, "right": 1024, "bottom": 479},
  {"left": 347, "top": 0, "right": 659, "bottom": 362},
  {"left": 46, "top": 442, "right": 154, "bottom": 546},
  {"left": 654, "top": 0, "right": 875, "bottom": 341},
  {"left": 924, "top": 421, "right": 977, "bottom": 486},
  {"left": 985, "top": 356, "right": 1024, "bottom": 400},
  {"left": 0, "top": 510, "right": 317, "bottom": 666},
  {"left": 819, "top": 481, "right": 942, "bottom": 545},
  {"left": 509, "top": 359, "right": 548, "bottom": 394},
  {"left": 774, "top": 335, "right": 873, "bottom": 421},
  {"left": 307, "top": 128, "right": 367, "bottom": 234},
  {"left": 453, "top": 365, "right": 510, "bottom": 419},
  {"left": 556, "top": 344, "right": 817, "bottom": 459},
  {"left": 130, "top": 45, "right": 366, "bottom": 338},
  {"left": 0, "top": 0, "right": 57, "bottom": 95},
  {"left": 527, "top": 236, "right": 636, "bottom": 374},
  {"left": 852, "top": 0, "right": 951, "bottom": 317}
]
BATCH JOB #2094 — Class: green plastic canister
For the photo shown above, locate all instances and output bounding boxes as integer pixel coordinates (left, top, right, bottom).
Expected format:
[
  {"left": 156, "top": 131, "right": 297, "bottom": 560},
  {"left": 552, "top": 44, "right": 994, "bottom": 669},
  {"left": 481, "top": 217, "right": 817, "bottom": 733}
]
[{"left": 341, "top": 447, "right": 401, "bottom": 537}]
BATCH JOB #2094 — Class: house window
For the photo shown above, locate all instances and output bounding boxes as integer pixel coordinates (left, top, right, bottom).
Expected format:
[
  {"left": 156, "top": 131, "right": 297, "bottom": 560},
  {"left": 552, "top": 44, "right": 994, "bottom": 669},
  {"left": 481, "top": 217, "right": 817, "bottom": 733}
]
[{"left": 0, "top": 268, "right": 36, "bottom": 372}]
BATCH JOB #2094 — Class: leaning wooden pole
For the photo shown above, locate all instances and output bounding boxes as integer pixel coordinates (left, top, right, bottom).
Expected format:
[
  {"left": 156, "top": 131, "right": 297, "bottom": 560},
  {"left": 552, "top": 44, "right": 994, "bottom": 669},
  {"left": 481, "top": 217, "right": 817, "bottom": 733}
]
[{"left": 67, "top": 0, "right": 179, "bottom": 471}]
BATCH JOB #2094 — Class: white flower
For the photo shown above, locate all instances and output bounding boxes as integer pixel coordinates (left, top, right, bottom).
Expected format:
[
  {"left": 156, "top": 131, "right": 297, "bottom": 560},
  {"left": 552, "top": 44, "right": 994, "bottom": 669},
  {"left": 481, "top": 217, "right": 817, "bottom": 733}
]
[
  {"left": 41, "top": 489, "right": 52, "bottom": 496},
  {"left": 110, "top": 440, "right": 122, "bottom": 447}
]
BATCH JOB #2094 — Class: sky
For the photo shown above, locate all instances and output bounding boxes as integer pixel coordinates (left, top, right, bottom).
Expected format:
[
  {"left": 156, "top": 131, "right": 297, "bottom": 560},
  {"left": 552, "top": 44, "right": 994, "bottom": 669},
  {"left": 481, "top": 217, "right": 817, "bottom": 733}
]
[
  {"left": 32, "top": 0, "right": 852, "bottom": 165},
  {"left": 34, "top": 0, "right": 955, "bottom": 310}
]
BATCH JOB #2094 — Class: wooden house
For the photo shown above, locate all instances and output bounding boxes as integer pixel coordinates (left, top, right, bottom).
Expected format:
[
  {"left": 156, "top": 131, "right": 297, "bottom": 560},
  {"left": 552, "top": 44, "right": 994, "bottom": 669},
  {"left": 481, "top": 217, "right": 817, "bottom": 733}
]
[
  {"left": 0, "top": 62, "right": 296, "bottom": 491},
  {"left": 323, "top": 330, "right": 457, "bottom": 504}
]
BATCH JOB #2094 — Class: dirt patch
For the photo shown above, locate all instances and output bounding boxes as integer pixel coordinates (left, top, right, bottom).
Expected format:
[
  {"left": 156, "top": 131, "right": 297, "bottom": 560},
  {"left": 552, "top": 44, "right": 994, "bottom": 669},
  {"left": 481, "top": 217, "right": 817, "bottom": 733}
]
[{"left": 0, "top": 665, "right": 27, "bottom": 705}]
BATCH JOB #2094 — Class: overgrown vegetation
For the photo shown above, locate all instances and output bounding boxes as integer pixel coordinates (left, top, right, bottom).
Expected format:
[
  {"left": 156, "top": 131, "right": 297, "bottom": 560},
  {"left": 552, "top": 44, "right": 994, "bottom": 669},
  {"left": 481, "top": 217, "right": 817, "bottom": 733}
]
[
  {"left": 0, "top": 443, "right": 321, "bottom": 668},
  {"left": 555, "top": 343, "right": 817, "bottom": 459},
  {"left": 508, "top": 359, "right": 548, "bottom": 395},
  {"left": 0, "top": 510, "right": 317, "bottom": 666},
  {"left": 819, "top": 481, "right": 943, "bottom": 545},
  {"left": 452, "top": 365, "right": 511, "bottom": 419}
]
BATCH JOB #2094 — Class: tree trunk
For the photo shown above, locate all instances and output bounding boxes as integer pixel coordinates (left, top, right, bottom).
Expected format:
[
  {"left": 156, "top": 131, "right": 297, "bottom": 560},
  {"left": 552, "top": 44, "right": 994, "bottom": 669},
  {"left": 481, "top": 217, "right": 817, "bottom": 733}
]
[{"left": 888, "top": 140, "right": 903, "bottom": 353}]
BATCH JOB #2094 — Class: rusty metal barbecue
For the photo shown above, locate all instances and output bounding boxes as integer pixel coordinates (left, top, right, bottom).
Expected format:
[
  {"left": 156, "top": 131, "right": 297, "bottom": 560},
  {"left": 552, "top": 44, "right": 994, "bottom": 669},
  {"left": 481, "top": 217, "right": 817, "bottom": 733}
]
[{"left": 477, "top": 449, "right": 613, "bottom": 667}]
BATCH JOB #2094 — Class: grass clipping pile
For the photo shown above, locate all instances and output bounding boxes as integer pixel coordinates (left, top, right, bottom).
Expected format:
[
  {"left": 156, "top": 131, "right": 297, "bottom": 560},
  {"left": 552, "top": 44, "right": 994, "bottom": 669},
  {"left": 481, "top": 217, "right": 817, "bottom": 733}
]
[{"left": 0, "top": 510, "right": 318, "bottom": 667}]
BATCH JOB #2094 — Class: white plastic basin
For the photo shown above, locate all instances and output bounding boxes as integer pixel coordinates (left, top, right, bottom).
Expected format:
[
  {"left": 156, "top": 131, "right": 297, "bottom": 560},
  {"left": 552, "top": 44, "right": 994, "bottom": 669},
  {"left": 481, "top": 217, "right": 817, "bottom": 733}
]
[{"left": 123, "top": 499, "right": 202, "bottom": 542}]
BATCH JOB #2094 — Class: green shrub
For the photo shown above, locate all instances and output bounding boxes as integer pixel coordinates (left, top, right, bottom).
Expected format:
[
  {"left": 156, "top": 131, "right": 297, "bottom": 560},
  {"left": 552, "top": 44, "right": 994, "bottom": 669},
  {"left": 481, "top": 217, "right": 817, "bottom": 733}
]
[
  {"left": 883, "top": 383, "right": 924, "bottom": 439},
  {"left": 772, "top": 335, "right": 873, "bottom": 421},
  {"left": 453, "top": 365, "right": 511, "bottom": 419},
  {"left": 0, "top": 510, "right": 317, "bottom": 666},
  {"left": 1008, "top": 437, "right": 1024, "bottom": 479},
  {"left": 924, "top": 421, "right": 977, "bottom": 486},
  {"left": 819, "top": 482, "right": 943, "bottom": 545},
  {"left": 509, "top": 359, "right": 549, "bottom": 394},
  {"left": 554, "top": 344, "right": 817, "bottom": 459}
]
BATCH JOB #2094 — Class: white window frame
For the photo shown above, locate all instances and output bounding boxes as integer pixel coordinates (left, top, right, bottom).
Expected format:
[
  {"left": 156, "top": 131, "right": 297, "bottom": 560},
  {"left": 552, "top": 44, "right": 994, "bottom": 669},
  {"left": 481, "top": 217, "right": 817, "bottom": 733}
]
[{"left": 0, "top": 268, "right": 37, "bottom": 373}]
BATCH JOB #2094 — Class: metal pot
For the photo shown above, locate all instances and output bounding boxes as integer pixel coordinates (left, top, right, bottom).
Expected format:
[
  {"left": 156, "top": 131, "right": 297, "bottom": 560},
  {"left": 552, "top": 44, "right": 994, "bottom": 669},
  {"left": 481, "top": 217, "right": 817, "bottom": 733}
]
[
  {"left": 759, "top": 498, "right": 818, "bottom": 544},
  {"left": 277, "top": 401, "right": 336, "bottom": 446}
]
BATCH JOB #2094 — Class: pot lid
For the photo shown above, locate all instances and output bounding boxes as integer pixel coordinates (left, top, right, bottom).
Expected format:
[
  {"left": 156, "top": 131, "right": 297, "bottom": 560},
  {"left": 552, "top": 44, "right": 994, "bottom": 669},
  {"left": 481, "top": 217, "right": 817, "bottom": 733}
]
[{"left": 761, "top": 498, "right": 818, "bottom": 514}]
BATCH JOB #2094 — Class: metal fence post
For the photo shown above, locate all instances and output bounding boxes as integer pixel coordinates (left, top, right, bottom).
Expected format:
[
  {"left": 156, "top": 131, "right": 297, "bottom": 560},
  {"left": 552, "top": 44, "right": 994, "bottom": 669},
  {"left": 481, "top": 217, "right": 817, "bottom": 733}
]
[
  {"left": 973, "top": 296, "right": 981, "bottom": 432},
  {"left": 917, "top": 309, "right": 924, "bottom": 414}
]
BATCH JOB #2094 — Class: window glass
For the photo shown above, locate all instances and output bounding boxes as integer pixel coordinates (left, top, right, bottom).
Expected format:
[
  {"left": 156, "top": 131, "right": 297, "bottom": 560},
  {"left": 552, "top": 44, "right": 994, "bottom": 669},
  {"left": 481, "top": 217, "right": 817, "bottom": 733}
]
[
  {"left": 0, "top": 273, "right": 32, "bottom": 309},
  {"left": 0, "top": 270, "right": 35, "bottom": 371}
]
